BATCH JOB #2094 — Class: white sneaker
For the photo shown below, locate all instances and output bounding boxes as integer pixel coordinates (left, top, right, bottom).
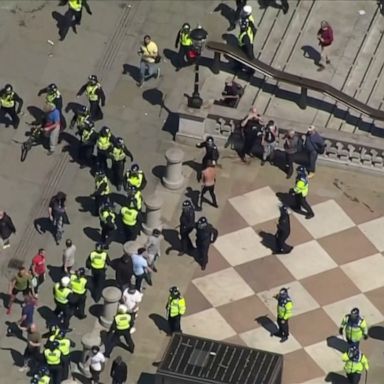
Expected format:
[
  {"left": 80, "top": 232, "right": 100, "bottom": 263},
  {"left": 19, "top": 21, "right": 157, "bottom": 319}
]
[
  {"left": 18, "top": 366, "right": 28, "bottom": 372},
  {"left": 130, "top": 327, "right": 136, "bottom": 334}
]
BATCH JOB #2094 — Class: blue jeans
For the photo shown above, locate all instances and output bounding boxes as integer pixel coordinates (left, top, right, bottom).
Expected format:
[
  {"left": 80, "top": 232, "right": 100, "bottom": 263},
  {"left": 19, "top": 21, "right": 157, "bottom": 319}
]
[{"left": 139, "top": 60, "right": 157, "bottom": 81}]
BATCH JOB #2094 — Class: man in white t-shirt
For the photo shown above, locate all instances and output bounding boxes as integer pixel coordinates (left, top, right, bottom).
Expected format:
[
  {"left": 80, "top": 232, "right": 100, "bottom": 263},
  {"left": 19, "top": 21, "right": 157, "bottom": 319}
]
[
  {"left": 88, "top": 345, "right": 105, "bottom": 384},
  {"left": 122, "top": 286, "right": 143, "bottom": 315}
]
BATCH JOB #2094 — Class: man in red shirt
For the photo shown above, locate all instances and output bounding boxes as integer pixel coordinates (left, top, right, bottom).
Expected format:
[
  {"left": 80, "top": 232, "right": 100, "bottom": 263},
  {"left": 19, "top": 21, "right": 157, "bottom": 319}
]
[
  {"left": 317, "top": 20, "right": 333, "bottom": 71},
  {"left": 31, "top": 248, "right": 47, "bottom": 296}
]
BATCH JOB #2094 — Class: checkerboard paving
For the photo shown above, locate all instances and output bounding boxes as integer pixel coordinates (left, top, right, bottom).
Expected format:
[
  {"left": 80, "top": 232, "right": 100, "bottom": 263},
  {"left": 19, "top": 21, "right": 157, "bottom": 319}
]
[{"left": 183, "top": 185, "right": 384, "bottom": 383}]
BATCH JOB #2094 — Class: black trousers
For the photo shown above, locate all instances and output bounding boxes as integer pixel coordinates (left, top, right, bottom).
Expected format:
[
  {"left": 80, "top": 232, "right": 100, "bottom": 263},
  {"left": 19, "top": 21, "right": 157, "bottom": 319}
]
[
  {"left": 94, "top": 194, "right": 109, "bottom": 215},
  {"left": 347, "top": 373, "right": 361, "bottom": 384},
  {"left": 89, "top": 100, "right": 103, "bottom": 121},
  {"left": 168, "top": 315, "right": 181, "bottom": 334},
  {"left": 112, "top": 160, "right": 125, "bottom": 188},
  {"left": 196, "top": 241, "right": 210, "bottom": 268},
  {"left": 307, "top": 150, "right": 318, "bottom": 173},
  {"left": 105, "top": 329, "right": 135, "bottom": 357},
  {"left": 294, "top": 194, "right": 314, "bottom": 217},
  {"left": 59, "top": 8, "right": 82, "bottom": 40},
  {"left": 91, "top": 268, "right": 106, "bottom": 302},
  {"left": 78, "top": 144, "right": 94, "bottom": 165},
  {"left": 134, "top": 273, "right": 145, "bottom": 291},
  {"left": 0, "top": 106, "right": 19, "bottom": 128},
  {"left": 123, "top": 223, "right": 139, "bottom": 242},
  {"left": 177, "top": 45, "right": 192, "bottom": 68},
  {"left": 277, "top": 317, "right": 289, "bottom": 338},
  {"left": 285, "top": 152, "right": 294, "bottom": 177},
  {"left": 200, "top": 185, "right": 217, "bottom": 208},
  {"left": 97, "top": 150, "right": 108, "bottom": 172},
  {"left": 62, "top": 355, "right": 70, "bottom": 380},
  {"left": 34, "top": 273, "right": 45, "bottom": 294},
  {"left": 101, "top": 225, "right": 114, "bottom": 246},
  {"left": 23, "top": 345, "right": 41, "bottom": 368},
  {"left": 275, "top": 229, "right": 292, "bottom": 253},
  {"left": 180, "top": 227, "right": 194, "bottom": 253},
  {"left": 48, "top": 364, "right": 63, "bottom": 384},
  {"left": 54, "top": 302, "right": 72, "bottom": 330},
  {"left": 72, "top": 292, "right": 86, "bottom": 318}
]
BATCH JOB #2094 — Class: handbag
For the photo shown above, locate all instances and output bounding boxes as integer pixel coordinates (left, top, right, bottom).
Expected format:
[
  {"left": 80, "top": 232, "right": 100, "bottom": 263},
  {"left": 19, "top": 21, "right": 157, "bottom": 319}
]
[{"left": 154, "top": 55, "right": 161, "bottom": 64}]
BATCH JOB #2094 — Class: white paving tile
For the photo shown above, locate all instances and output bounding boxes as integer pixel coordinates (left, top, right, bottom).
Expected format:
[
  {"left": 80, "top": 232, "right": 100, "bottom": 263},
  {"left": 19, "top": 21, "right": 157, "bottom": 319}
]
[
  {"left": 258, "top": 281, "right": 320, "bottom": 317},
  {"left": 240, "top": 327, "right": 301, "bottom": 354},
  {"left": 323, "top": 293, "right": 384, "bottom": 327},
  {"left": 341, "top": 254, "right": 384, "bottom": 292},
  {"left": 359, "top": 217, "right": 384, "bottom": 252},
  {"left": 305, "top": 341, "right": 343, "bottom": 373},
  {"left": 277, "top": 240, "right": 337, "bottom": 279},
  {"left": 182, "top": 308, "right": 236, "bottom": 341},
  {"left": 229, "top": 186, "right": 280, "bottom": 226},
  {"left": 193, "top": 268, "right": 254, "bottom": 307},
  {"left": 301, "top": 378, "right": 327, "bottom": 384},
  {"left": 213, "top": 227, "right": 271, "bottom": 266},
  {"left": 294, "top": 200, "right": 354, "bottom": 239}
]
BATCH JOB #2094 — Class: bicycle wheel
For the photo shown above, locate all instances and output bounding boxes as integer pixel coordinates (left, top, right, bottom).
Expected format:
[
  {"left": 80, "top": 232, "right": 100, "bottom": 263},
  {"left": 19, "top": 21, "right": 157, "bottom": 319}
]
[{"left": 20, "top": 140, "right": 32, "bottom": 162}]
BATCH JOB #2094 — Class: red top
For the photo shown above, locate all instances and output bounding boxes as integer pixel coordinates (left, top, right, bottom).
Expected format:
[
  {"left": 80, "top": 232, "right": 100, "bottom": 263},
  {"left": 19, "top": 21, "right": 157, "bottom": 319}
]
[
  {"left": 318, "top": 26, "right": 333, "bottom": 46},
  {"left": 32, "top": 254, "right": 46, "bottom": 275}
]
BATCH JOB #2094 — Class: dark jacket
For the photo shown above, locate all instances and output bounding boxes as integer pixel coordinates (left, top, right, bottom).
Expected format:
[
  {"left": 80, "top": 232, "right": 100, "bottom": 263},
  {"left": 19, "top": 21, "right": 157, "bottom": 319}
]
[
  {"left": 277, "top": 211, "right": 290, "bottom": 236},
  {"left": 111, "top": 255, "right": 133, "bottom": 288},
  {"left": 179, "top": 207, "right": 195, "bottom": 232},
  {"left": 0, "top": 213, "right": 16, "bottom": 240},
  {"left": 305, "top": 131, "right": 324, "bottom": 153},
  {"left": 77, "top": 83, "right": 106, "bottom": 105},
  {"left": 196, "top": 141, "right": 220, "bottom": 163},
  {"left": 196, "top": 223, "right": 218, "bottom": 246},
  {"left": 0, "top": 89, "right": 23, "bottom": 112},
  {"left": 110, "top": 359, "right": 128, "bottom": 382}
]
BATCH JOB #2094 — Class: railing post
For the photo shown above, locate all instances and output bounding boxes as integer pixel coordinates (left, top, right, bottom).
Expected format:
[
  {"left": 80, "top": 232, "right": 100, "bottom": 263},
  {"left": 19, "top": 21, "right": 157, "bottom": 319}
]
[
  {"left": 299, "top": 87, "right": 307, "bottom": 109},
  {"left": 211, "top": 52, "right": 221, "bottom": 74}
]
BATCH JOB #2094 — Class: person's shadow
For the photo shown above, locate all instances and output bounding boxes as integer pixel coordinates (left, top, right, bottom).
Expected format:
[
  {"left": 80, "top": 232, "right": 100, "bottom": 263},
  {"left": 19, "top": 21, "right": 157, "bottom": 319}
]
[
  {"left": 163, "top": 48, "right": 180, "bottom": 69},
  {"left": 258, "top": 230, "right": 277, "bottom": 252},
  {"left": 76, "top": 196, "right": 96, "bottom": 215},
  {"left": 326, "top": 335, "right": 348, "bottom": 353},
  {"left": 52, "top": 10, "right": 69, "bottom": 41},
  {"left": 122, "top": 64, "right": 141, "bottom": 82},
  {"left": 47, "top": 264, "right": 64, "bottom": 283},
  {"left": 163, "top": 228, "right": 182, "bottom": 255},
  {"left": 34, "top": 217, "right": 54, "bottom": 236},
  {"left": 37, "top": 305, "right": 58, "bottom": 328},
  {"left": 27, "top": 105, "right": 45, "bottom": 125},
  {"left": 214, "top": 3, "right": 235, "bottom": 27},
  {"left": 185, "top": 187, "right": 200, "bottom": 210},
  {"left": 83, "top": 227, "right": 101, "bottom": 242},
  {"left": 149, "top": 313, "right": 170, "bottom": 335},
  {"left": 325, "top": 372, "right": 349, "bottom": 384},
  {"left": 5, "top": 321, "right": 25, "bottom": 341},
  {"left": 255, "top": 315, "right": 278, "bottom": 335},
  {"left": 1, "top": 347, "right": 24, "bottom": 367},
  {"left": 301, "top": 45, "right": 321, "bottom": 66}
]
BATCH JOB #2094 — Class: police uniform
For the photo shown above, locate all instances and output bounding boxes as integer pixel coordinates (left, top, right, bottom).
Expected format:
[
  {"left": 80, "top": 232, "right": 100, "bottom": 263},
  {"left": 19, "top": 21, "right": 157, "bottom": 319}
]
[
  {"left": 77, "top": 77, "right": 105, "bottom": 121},
  {"left": 238, "top": 20, "right": 255, "bottom": 60},
  {"left": 70, "top": 272, "right": 87, "bottom": 318},
  {"left": 292, "top": 168, "right": 314, "bottom": 219},
  {"left": 87, "top": 247, "right": 110, "bottom": 302},
  {"left": 195, "top": 218, "right": 218, "bottom": 270},
  {"left": 96, "top": 129, "right": 113, "bottom": 171},
  {"left": 274, "top": 288, "right": 293, "bottom": 342},
  {"left": 121, "top": 204, "right": 140, "bottom": 242},
  {"left": 56, "top": 335, "right": 72, "bottom": 380},
  {"left": 339, "top": 309, "right": 368, "bottom": 348},
  {"left": 44, "top": 344, "right": 62, "bottom": 384},
  {"left": 94, "top": 174, "right": 111, "bottom": 214},
  {"left": 53, "top": 282, "right": 73, "bottom": 330},
  {"left": 60, "top": 0, "right": 92, "bottom": 41},
  {"left": 0, "top": 86, "right": 23, "bottom": 129},
  {"left": 179, "top": 202, "right": 195, "bottom": 255},
  {"left": 124, "top": 168, "right": 147, "bottom": 191},
  {"left": 174, "top": 24, "right": 193, "bottom": 68},
  {"left": 77, "top": 121, "right": 97, "bottom": 167},
  {"left": 196, "top": 139, "right": 220, "bottom": 174},
  {"left": 35, "top": 374, "right": 51, "bottom": 384},
  {"left": 108, "top": 141, "right": 134, "bottom": 190},
  {"left": 275, "top": 206, "right": 293, "bottom": 254},
  {"left": 166, "top": 288, "right": 186, "bottom": 334},
  {"left": 99, "top": 206, "right": 116, "bottom": 247},
  {"left": 342, "top": 347, "right": 369, "bottom": 384}
]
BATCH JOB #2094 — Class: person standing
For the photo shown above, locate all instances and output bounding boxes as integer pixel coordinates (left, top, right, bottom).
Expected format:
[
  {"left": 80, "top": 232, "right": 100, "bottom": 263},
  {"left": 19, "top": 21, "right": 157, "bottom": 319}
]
[
  {"left": 124, "top": 163, "right": 147, "bottom": 191},
  {"left": 0, "top": 83, "right": 23, "bottom": 129},
  {"left": 283, "top": 130, "right": 301, "bottom": 178},
  {"left": 96, "top": 126, "right": 114, "bottom": 172},
  {"left": 137, "top": 35, "right": 160, "bottom": 87},
  {"left": 342, "top": 346, "right": 369, "bottom": 384},
  {"left": 120, "top": 201, "right": 140, "bottom": 242},
  {"left": 87, "top": 346, "right": 105, "bottom": 384},
  {"left": 199, "top": 161, "right": 218, "bottom": 209},
  {"left": 70, "top": 105, "right": 91, "bottom": 130},
  {"left": 48, "top": 192, "right": 68, "bottom": 245},
  {"left": 43, "top": 340, "right": 63, "bottom": 384},
  {"left": 238, "top": 18, "right": 255, "bottom": 60},
  {"left": 305, "top": 125, "right": 325, "bottom": 178},
  {"left": 261, "top": 120, "right": 278, "bottom": 166},
  {"left": 0, "top": 210, "right": 16, "bottom": 249},
  {"left": 317, "top": 20, "right": 333, "bottom": 71},
  {"left": 174, "top": 23, "right": 193, "bottom": 70},
  {"left": 339, "top": 308, "right": 368, "bottom": 348},
  {"left": 275, "top": 205, "right": 293, "bottom": 254},
  {"left": 99, "top": 203, "right": 116, "bottom": 248},
  {"left": 59, "top": 0, "right": 92, "bottom": 40},
  {"left": 110, "top": 356, "right": 128, "bottom": 384},
  {"left": 145, "top": 228, "right": 162, "bottom": 273},
  {"left": 17, "top": 295, "right": 37, "bottom": 331},
  {"left": 19, "top": 323, "right": 41, "bottom": 373},
  {"left": 273, "top": 287, "right": 293, "bottom": 343},
  {"left": 228, "top": 0, "right": 247, "bottom": 31},
  {"left": 178, "top": 200, "right": 195, "bottom": 256},
  {"left": 53, "top": 276, "right": 74, "bottom": 331},
  {"left": 291, "top": 166, "right": 314, "bottom": 219},
  {"left": 38, "top": 83, "right": 66, "bottom": 130},
  {"left": 43, "top": 102, "right": 61, "bottom": 155},
  {"left": 166, "top": 286, "right": 186, "bottom": 334},
  {"left": 7, "top": 266, "right": 34, "bottom": 315},
  {"left": 77, "top": 119, "right": 98, "bottom": 169},
  {"left": 55, "top": 330, "right": 74, "bottom": 381},
  {"left": 86, "top": 243, "right": 110, "bottom": 302},
  {"left": 93, "top": 170, "right": 111, "bottom": 215},
  {"left": 239, "top": 5, "right": 256, "bottom": 35},
  {"left": 195, "top": 217, "right": 218, "bottom": 271},
  {"left": 112, "top": 254, "right": 133, "bottom": 290},
  {"left": 122, "top": 286, "right": 143, "bottom": 325},
  {"left": 77, "top": 75, "right": 105, "bottom": 121},
  {"left": 31, "top": 249, "right": 47, "bottom": 295},
  {"left": 62, "top": 239, "right": 76, "bottom": 275},
  {"left": 131, "top": 248, "right": 153, "bottom": 292},
  {"left": 196, "top": 136, "right": 220, "bottom": 172},
  {"left": 70, "top": 268, "right": 88, "bottom": 319}
]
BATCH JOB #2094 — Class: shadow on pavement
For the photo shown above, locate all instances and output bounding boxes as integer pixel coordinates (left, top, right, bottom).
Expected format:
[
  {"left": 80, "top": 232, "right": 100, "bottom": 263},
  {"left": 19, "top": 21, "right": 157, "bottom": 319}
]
[
  {"left": 138, "top": 372, "right": 157, "bottom": 384},
  {"left": 325, "top": 372, "right": 349, "bottom": 383},
  {"left": 301, "top": 45, "right": 321, "bottom": 66},
  {"left": 149, "top": 313, "right": 169, "bottom": 334},
  {"left": 65, "top": 101, "right": 84, "bottom": 115},
  {"left": 258, "top": 230, "right": 276, "bottom": 252},
  {"left": 47, "top": 264, "right": 64, "bottom": 283},
  {"left": 163, "top": 48, "right": 179, "bottom": 68},
  {"left": 38, "top": 305, "right": 57, "bottom": 328},
  {"left": 5, "top": 321, "right": 25, "bottom": 341},
  {"left": 185, "top": 187, "right": 200, "bottom": 210},
  {"left": 213, "top": 3, "right": 235, "bottom": 26},
  {"left": 83, "top": 227, "right": 101, "bottom": 242},
  {"left": 276, "top": 192, "right": 294, "bottom": 208},
  {"left": 72, "top": 372, "right": 90, "bottom": 384},
  {"left": 368, "top": 325, "right": 384, "bottom": 340},
  {"left": 70, "top": 349, "right": 82, "bottom": 364},
  {"left": 34, "top": 217, "right": 53, "bottom": 236},
  {"left": 256, "top": 315, "right": 278, "bottom": 335},
  {"left": 122, "top": 63, "right": 141, "bottom": 82},
  {"left": 27, "top": 105, "right": 45, "bottom": 125},
  {"left": 76, "top": 196, "right": 96, "bottom": 215},
  {"left": 88, "top": 304, "right": 103, "bottom": 319},
  {"left": 152, "top": 165, "right": 166, "bottom": 180},
  {"left": 162, "top": 228, "right": 182, "bottom": 255},
  {"left": 1, "top": 347, "right": 24, "bottom": 367},
  {"left": 326, "top": 335, "right": 348, "bottom": 353}
]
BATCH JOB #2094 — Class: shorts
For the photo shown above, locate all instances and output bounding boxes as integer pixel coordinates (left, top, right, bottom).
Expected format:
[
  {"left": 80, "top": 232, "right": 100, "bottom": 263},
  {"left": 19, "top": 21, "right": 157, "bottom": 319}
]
[{"left": 12, "top": 287, "right": 30, "bottom": 296}]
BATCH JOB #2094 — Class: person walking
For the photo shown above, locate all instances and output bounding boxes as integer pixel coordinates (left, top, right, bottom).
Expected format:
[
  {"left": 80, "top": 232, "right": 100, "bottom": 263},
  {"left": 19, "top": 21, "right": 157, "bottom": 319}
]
[
  {"left": 339, "top": 308, "right": 368, "bottom": 348},
  {"left": 137, "top": 35, "right": 160, "bottom": 87},
  {"left": 31, "top": 248, "right": 47, "bottom": 296},
  {"left": 275, "top": 205, "right": 293, "bottom": 254},
  {"left": 62, "top": 239, "right": 76, "bottom": 275},
  {"left": 0, "top": 83, "right": 23, "bottom": 129},
  {"left": 166, "top": 286, "right": 186, "bottom": 334},
  {"left": 317, "top": 20, "right": 333, "bottom": 71},
  {"left": 112, "top": 254, "right": 133, "bottom": 290},
  {"left": 87, "top": 346, "right": 105, "bottom": 384},
  {"left": 86, "top": 243, "right": 110, "bottom": 302},
  {"left": 120, "top": 200, "right": 140, "bottom": 242},
  {"left": 48, "top": 191, "right": 69, "bottom": 245},
  {"left": 53, "top": 276, "right": 74, "bottom": 331},
  {"left": 0, "top": 210, "right": 16, "bottom": 249},
  {"left": 7, "top": 266, "right": 34, "bottom": 315},
  {"left": 99, "top": 202, "right": 116, "bottom": 248},
  {"left": 145, "top": 228, "right": 162, "bottom": 273},
  {"left": 132, "top": 248, "right": 153, "bottom": 291},
  {"left": 77, "top": 119, "right": 98, "bottom": 168},
  {"left": 199, "top": 160, "right": 218, "bottom": 209},
  {"left": 291, "top": 166, "right": 314, "bottom": 219},
  {"left": 110, "top": 356, "right": 128, "bottom": 384},
  {"left": 196, "top": 136, "right": 220, "bottom": 172},
  {"left": 261, "top": 120, "right": 278, "bottom": 165},
  {"left": 105, "top": 304, "right": 135, "bottom": 357},
  {"left": 17, "top": 295, "right": 37, "bottom": 331},
  {"left": 273, "top": 287, "right": 293, "bottom": 342},
  {"left": 77, "top": 75, "right": 105, "bottom": 121},
  {"left": 122, "top": 286, "right": 143, "bottom": 325},
  {"left": 195, "top": 217, "right": 218, "bottom": 271},
  {"left": 42, "top": 102, "right": 61, "bottom": 155},
  {"left": 305, "top": 125, "right": 325, "bottom": 178},
  {"left": 59, "top": 0, "right": 92, "bottom": 40},
  {"left": 38, "top": 83, "right": 66, "bottom": 129},
  {"left": 96, "top": 126, "right": 114, "bottom": 172},
  {"left": 31, "top": 367, "right": 51, "bottom": 384},
  {"left": 342, "top": 346, "right": 369, "bottom": 384},
  {"left": 238, "top": 18, "right": 255, "bottom": 60},
  {"left": 70, "top": 267, "right": 88, "bottom": 319},
  {"left": 174, "top": 23, "right": 193, "bottom": 70},
  {"left": 283, "top": 130, "right": 301, "bottom": 178},
  {"left": 93, "top": 170, "right": 111, "bottom": 215},
  {"left": 124, "top": 163, "right": 147, "bottom": 191},
  {"left": 178, "top": 200, "right": 195, "bottom": 256},
  {"left": 43, "top": 340, "right": 63, "bottom": 384},
  {"left": 70, "top": 105, "right": 91, "bottom": 130},
  {"left": 19, "top": 323, "right": 41, "bottom": 373},
  {"left": 54, "top": 330, "right": 74, "bottom": 381}
]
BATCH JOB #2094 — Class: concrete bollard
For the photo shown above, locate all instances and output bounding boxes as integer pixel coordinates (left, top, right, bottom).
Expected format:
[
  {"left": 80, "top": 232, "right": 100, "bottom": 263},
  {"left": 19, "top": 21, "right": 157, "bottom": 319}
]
[
  {"left": 99, "top": 286, "right": 121, "bottom": 328},
  {"left": 162, "top": 148, "right": 184, "bottom": 190},
  {"left": 78, "top": 332, "right": 101, "bottom": 377},
  {"left": 142, "top": 193, "right": 163, "bottom": 235}
]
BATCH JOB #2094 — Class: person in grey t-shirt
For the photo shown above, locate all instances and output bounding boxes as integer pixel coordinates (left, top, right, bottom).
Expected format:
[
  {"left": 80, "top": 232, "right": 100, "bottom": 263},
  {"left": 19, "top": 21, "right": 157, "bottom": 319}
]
[
  {"left": 145, "top": 228, "right": 162, "bottom": 273},
  {"left": 62, "top": 239, "right": 76, "bottom": 274}
]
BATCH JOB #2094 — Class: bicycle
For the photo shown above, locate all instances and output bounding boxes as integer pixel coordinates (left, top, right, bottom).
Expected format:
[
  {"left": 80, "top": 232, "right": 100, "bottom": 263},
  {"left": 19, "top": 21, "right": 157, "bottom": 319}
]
[{"left": 20, "top": 125, "right": 43, "bottom": 162}]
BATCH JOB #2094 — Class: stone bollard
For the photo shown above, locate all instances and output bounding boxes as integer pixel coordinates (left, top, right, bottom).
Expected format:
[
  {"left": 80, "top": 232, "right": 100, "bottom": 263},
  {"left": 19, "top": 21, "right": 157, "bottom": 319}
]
[
  {"left": 142, "top": 193, "right": 163, "bottom": 235},
  {"left": 78, "top": 332, "right": 101, "bottom": 377},
  {"left": 99, "top": 286, "right": 121, "bottom": 328},
  {"left": 162, "top": 148, "right": 184, "bottom": 190}
]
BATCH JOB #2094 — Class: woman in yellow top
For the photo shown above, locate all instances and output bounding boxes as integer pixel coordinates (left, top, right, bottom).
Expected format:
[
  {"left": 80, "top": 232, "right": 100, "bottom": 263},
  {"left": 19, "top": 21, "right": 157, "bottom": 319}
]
[{"left": 138, "top": 35, "right": 160, "bottom": 87}]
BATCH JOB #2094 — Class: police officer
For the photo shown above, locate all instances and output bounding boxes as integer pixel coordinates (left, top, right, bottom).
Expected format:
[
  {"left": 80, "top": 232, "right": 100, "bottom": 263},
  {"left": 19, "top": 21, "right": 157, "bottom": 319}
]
[
  {"left": 166, "top": 286, "right": 186, "bottom": 334},
  {"left": 31, "top": 366, "right": 51, "bottom": 384},
  {"left": 38, "top": 84, "right": 63, "bottom": 110},
  {"left": 291, "top": 166, "right": 314, "bottom": 219},
  {"left": 228, "top": 0, "right": 247, "bottom": 31},
  {"left": 53, "top": 276, "right": 74, "bottom": 331},
  {"left": 70, "top": 268, "right": 87, "bottom": 319},
  {"left": 105, "top": 304, "right": 135, "bottom": 358},
  {"left": 96, "top": 126, "right": 114, "bottom": 171},
  {"left": 196, "top": 136, "right": 220, "bottom": 173},
  {"left": 195, "top": 217, "right": 218, "bottom": 271},
  {"left": 273, "top": 287, "right": 293, "bottom": 343},
  {"left": 240, "top": 5, "right": 256, "bottom": 35},
  {"left": 43, "top": 340, "right": 63, "bottom": 384},
  {"left": 77, "top": 75, "right": 105, "bottom": 121},
  {"left": 238, "top": 18, "right": 255, "bottom": 60},
  {"left": 178, "top": 200, "right": 195, "bottom": 256},
  {"left": 120, "top": 201, "right": 140, "bottom": 242},
  {"left": 77, "top": 119, "right": 97, "bottom": 168},
  {"left": 126, "top": 185, "right": 143, "bottom": 211},
  {"left": 0, "top": 84, "right": 23, "bottom": 129},
  {"left": 93, "top": 170, "right": 111, "bottom": 215},
  {"left": 54, "top": 330, "right": 73, "bottom": 380},
  {"left": 339, "top": 308, "right": 368, "bottom": 348},
  {"left": 275, "top": 205, "right": 293, "bottom": 254},
  {"left": 99, "top": 202, "right": 116, "bottom": 247},
  {"left": 124, "top": 163, "right": 147, "bottom": 191},
  {"left": 341, "top": 345, "right": 369, "bottom": 384},
  {"left": 86, "top": 243, "right": 110, "bottom": 302},
  {"left": 59, "top": 0, "right": 92, "bottom": 40},
  {"left": 69, "top": 105, "right": 91, "bottom": 130},
  {"left": 174, "top": 23, "right": 193, "bottom": 70},
  {"left": 108, "top": 137, "right": 134, "bottom": 191}
]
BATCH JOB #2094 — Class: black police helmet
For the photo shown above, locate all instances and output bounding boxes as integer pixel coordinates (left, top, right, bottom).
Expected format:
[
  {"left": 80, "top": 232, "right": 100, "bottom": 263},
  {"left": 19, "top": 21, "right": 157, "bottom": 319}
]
[
  {"left": 348, "top": 345, "right": 359, "bottom": 359},
  {"left": 88, "top": 74, "right": 98, "bottom": 82},
  {"left": 50, "top": 340, "right": 60, "bottom": 350},
  {"left": 279, "top": 287, "right": 288, "bottom": 297},
  {"left": 116, "top": 137, "right": 124, "bottom": 147},
  {"left": 350, "top": 307, "right": 360, "bottom": 316},
  {"left": 100, "top": 126, "right": 110, "bottom": 136},
  {"left": 4, "top": 84, "right": 13, "bottom": 93},
  {"left": 197, "top": 216, "right": 207, "bottom": 225},
  {"left": 79, "top": 105, "right": 88, "bottom": 114},
  {"left": 85, "top": 119, "right": 94, "bottom": 129},
  {"left": 206, "top": 136, "right": 214, "bottom": 145},
  {"left": 296, "top": 165, "right": 306, "bottom": 175},
  {"left": 182, "top": 200, "right": 192, "bottom": 208},
  {"left": 182, "top": 23, "right": 191, "bottom": 30},
  {"left": 48, "top": 83, "right": 57, "bottom": 92},
  {"left": 77, "top": 267, "right": 85, "bottom": 276},
  {"left": 95, "top": 243, "right": 103, "bottom": 251},
  {"left": 131, "top": 163, "right": 139, "bottom": 172}
]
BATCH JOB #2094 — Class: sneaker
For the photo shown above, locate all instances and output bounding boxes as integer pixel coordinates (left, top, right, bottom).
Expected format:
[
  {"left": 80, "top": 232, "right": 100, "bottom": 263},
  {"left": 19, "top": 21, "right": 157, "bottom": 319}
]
[
  {"left": 130, "top": 327, "right": 136, "bottom": 334},
  {"left": 280, "top": 336, "right": 288, "bottom": 343},
  {"left": 136, "top": 80, "right": 144, "bottom": 88},
  {"left": 3, "top": 242, "right": 10, "bottom": 249},
  {"left": 47, "top": 150, "right": 54, "bottom": 156},
  {"left": 326, "top": 59, "right": 331, "bottom": 64},
  {"left": 18, "top": 366, "right": 28, "bottom": 372},
  {"left": 317, "top": 65, "right": 325, "bottom": 72},
  {"left": 307, "top": 172, "right": 315, "bottom": 179},
  {"left": 305, "top": 214, "right": 315, "bottom": 220},
  {"left": 155, "top": 68, "right": 160, "bottom": 79}
]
